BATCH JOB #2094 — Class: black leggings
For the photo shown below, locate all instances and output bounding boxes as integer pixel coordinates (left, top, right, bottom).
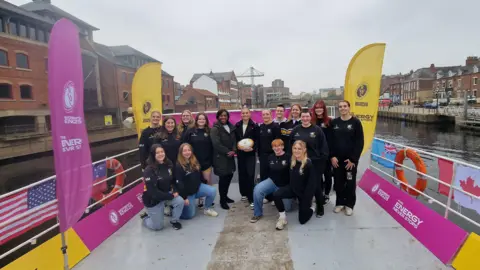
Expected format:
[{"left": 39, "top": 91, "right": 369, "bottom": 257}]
[
  {"left": 333, "top": 162, "right": 357, "bottom": 209},
  {"left": 237, "top": 153, "right": 255, "bottom": 202},
  {"left": 218, "top": 174, "right": 234, "bottom": 203},
  {"left": 273, "top": 186, "right": 313, "bottom": 225},
  {"left": 323, "top": 159, "right": 333, "bottom": 195},
  {"left": 312, "top": 159, "right": 325, "bottom": 207}
]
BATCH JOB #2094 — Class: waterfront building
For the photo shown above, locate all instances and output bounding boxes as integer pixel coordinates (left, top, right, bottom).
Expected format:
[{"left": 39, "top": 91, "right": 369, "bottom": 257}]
[
  {"left": 190, "top": 71, "right": 239, "bottom": 109},
  {"left": 175, "top": 86, "right": 218, "bottom": 112}
]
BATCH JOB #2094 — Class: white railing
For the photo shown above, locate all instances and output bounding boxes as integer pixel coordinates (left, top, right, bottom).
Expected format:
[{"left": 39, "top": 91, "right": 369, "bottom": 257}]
[
  {"left": 369, "top": 137, "right": 480, "bottom": 229},
  {"left": 0, "top": 148, "right": 140, "bottom": 261}
]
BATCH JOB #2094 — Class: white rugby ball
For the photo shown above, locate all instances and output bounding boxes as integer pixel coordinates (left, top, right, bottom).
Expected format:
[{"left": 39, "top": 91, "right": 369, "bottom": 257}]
[{"left": 237, "top": 138, "right": 254, "bottom": 150}]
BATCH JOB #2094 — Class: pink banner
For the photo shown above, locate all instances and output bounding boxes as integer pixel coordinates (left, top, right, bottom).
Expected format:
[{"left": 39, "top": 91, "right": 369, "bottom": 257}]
[
  {"left": 74, "top": 183, "right": 145, "bottom": 251},
  {"left": 359, "top": 169, "right": 468, "bottom": 264},
  {"left": 48, "top": 19, "right": 93, "bottom": 233},
  {"left": 170, "top": 109, "right": 291, "bottom": 126}
]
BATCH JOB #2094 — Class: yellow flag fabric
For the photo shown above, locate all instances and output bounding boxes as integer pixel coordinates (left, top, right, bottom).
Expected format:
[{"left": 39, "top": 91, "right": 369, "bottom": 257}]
[
  {"left": 344, "top": 43, "right": 386, "bottom": 155},
  {"left": 132, "top": 62, "right": 163, "bottom": 138}
]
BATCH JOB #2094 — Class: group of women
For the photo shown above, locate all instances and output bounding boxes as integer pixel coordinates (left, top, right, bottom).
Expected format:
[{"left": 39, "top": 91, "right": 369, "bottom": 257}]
[{"left": 138, "top": 100, "right": 364, "bottom": 231}]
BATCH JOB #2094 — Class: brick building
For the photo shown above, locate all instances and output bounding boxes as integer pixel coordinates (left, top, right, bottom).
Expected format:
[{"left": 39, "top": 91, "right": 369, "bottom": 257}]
[
  {"left": 176, "top": 86, "right": 218, "bottom": 112},
  {"left": 190, "top": 71, "right": 239, "bottom": 109}
]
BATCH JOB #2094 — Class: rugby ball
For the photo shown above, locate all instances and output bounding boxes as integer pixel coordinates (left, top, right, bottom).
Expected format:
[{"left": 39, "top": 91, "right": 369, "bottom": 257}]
[{"left": 237, "top": 138, "right": 254, "bottom": 150}]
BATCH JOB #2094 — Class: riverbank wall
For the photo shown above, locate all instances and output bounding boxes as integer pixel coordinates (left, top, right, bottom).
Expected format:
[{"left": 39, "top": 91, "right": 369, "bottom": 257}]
[{"left": 378, "top": 110, "right": 456, "bottom": 124}]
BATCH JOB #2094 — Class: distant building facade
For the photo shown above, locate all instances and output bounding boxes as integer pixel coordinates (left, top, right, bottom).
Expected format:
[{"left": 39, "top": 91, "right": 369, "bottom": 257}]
[{"left": 190, "top": 71, "right": 239, "bottom": 109}]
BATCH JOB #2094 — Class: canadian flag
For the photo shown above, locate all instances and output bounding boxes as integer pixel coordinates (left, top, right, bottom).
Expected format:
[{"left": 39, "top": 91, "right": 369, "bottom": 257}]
[{"left": 452, "top": 164, "right": 480, "bottom": 215}]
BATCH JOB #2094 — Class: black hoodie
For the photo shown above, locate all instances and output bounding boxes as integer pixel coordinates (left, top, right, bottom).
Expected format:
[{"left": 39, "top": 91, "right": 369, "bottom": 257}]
[
  {"left": 290, "top": 124, "right": 329, "bottom": 162},
  {"left": 155, "top": 132, "right": 182, "bottom": 164},
  {"left": 257, "top": 122, "right": 281, "bottom": 155},
  {"left": 290, "top": 159, "right": 316, "bottom": 201},
  {"left": 142, "top": 163, "right": 175, "bottom": 207},
  {"left": 280, "top": 119, "right": 301, "bottom": 152},
  {"left": 138, "top": 126, "right": 162, "bottom": 169},
  {"left": 330, "top": 116, "right": 364, "bottom": 164},
  {"left": 183, "top": 127, "right": 213, "bottom": 170},
  {"left": 174, "top": 163, "right": 202, "bottom": 199},
  {"left": 234, "top": 119, "right": 258, "bottom": 156}
]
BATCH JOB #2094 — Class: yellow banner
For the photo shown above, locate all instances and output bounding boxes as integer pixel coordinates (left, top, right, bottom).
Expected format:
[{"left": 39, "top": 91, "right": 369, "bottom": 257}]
[
  {"left": 452, "top": 232, "right": 480, "bottom": 270},
  {"left": 344, "top": 43, "right": 386, "bottom": 155},
  {"left": 132, "top": 62, "right": 163, "bottom": 138}
]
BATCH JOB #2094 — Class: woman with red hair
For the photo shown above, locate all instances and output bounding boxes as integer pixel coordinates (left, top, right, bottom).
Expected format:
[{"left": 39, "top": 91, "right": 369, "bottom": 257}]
[{"left": 312, "top": 100, "right": 334, "bottom": 204}]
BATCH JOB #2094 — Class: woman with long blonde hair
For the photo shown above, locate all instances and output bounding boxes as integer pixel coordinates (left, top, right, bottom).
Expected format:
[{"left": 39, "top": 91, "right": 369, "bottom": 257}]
[
  {"left": 272, "top": 140, "right": 317, "bottom": 230},
  {"left": 178, "top": 110, "right": 195, "bottom": 140},
  {"left": 175, "top": 143, "right": 218, "bottom": 219},
  {"left": 138, "top": 110, "right": 163, "bottom": 169}
]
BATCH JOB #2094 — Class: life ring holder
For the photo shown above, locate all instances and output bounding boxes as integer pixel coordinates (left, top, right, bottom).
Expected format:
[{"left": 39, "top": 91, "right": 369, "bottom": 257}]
[
  {"left": 394, "top": 149, "right": 427, "bottom": 196},
  {"left": 92, "top": 158, "right": 125, "bottom": 205}
]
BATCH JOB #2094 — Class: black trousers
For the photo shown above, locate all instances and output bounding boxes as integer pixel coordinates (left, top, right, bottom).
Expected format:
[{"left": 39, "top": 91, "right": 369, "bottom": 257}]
[
  {"left": 237, "top": 152, "right": 256, "bottom": 202},
  {"left": 218, "top": 174, "right": 234, "bottom": 203},
  {"left": 273, "top": 186, "right": 313, "bottom": 225},
  {"left": 323, "top": 159, "right": 333, "bottom": 195},
  {"left": 258, "top": 153, "right": 274, "bottom": 201},
  {"left": 333, "top": 161, "right": 358, "bottom": 209},
  {"left": 312, "top": 159, "right": 325, "bottom": 208}
]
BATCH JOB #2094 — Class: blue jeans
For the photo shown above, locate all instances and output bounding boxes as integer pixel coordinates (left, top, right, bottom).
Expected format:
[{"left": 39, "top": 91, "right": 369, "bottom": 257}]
[
  {"left": 181, "top": 183, "right": 217, "bottom": 219},
  {"left": 143, "top": 196, "right": 184, "bottom": 231},
  {"left": 253, "top": 178, "right": 292, "bottom": 217}
]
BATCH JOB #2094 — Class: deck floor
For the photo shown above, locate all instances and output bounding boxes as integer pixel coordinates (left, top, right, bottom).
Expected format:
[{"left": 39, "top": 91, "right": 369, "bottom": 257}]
[{"left": 74, "top": 156, "right": 450, "bottom": 270}]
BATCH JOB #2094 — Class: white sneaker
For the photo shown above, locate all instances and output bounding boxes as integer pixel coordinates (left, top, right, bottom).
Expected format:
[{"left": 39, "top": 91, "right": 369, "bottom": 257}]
[
  {"left": 276, "top": 216, "right": 287, "bottom": 230},
  {"left": 345, "top": 207, "right": 353, "bottom": 216},
  {"left": 333, "top": 205, "right": 344, "bottom": 213},
  {"left": 204, "top": 208, "right": 219, "bottom": 217},
  {"left": 241, "top": 196, "right": 247, "bottom": 201},
  {"left": 164, "top": 206, "right": 172, "bottom": 216},
  {"left": 263, "top": 198, "right": 269, "bottom": 204},
  {"left": 271, "top": 201, "right": 275, "bottom": 206}
]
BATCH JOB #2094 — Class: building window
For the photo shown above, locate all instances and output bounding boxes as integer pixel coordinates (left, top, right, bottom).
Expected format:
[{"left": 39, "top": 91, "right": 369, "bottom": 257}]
[
  {"left": 19, "top": 23, "right": 27, "bottom": 37},
  {"left": 0, "top": 50, "right": 8, "bottom": 66},
  {"left": 16, "top": 53, "right": 29, "bottom": 69},
  {"left": 0, "top": 17, "right": 4, "bottom": 33},
  {"left": 28, "top": 26, "right": 36, "bottom": 40},
  {"left": 122, "top": 91, "right": 129, "bottom": 101},
  {"left": 458, "top": 79, "right": 462, "bottom": 88},
  {"left": 44, "top": 58, "right": 48, "bottom": 71},
  {"left": 38, "top": 29, "right": 45, "bottom": 42},
  {"left": 9, "top": 21, "right": 17, "bottom": 35},
  {"left": 448, "top": 80, "right": 452, "bottom": 88},
  {"left": 20, "top": 85, "right": 33, "bottom": 99},
  {"left": 0, "top": 83, "right": 12, "bottom": 99},
  {"left": 474, "top": 77, "right": 478, "bottom": 85}
]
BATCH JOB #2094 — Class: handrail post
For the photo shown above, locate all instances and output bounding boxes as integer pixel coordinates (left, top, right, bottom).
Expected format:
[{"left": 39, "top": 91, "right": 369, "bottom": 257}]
[{"left": 444, "top": 164, "right": 456, "bottom": 219}]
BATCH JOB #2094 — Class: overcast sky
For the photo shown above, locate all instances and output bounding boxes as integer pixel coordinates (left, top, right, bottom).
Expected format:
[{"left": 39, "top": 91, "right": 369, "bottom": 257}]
[{"left": 9, "top": 0, "right": 480, "bottom": 94}]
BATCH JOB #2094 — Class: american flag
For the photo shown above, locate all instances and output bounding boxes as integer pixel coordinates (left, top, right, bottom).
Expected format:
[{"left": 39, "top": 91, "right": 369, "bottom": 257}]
[{"left": 0, "top": 180, "right": 58, "bottom": 245}]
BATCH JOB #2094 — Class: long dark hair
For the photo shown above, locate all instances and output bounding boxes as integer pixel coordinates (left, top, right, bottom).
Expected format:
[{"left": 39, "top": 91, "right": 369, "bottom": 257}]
[
  {"left": 157, "top": 116, "right": 180, "bottom": 140},
  {"left": 147, "top": 144, "right": 173, "bottom": 172},
  {"left": 312, "top": 100, "right": 330, "bottom": 126},
  {"left": 195, "top": 112, "right": 211, "bottom": 133}
]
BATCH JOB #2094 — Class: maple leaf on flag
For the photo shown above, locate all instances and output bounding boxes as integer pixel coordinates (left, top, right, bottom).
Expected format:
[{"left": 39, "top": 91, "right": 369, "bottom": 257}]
[{"left": 459, "top": 177, "right": 480, "bottom": 197}]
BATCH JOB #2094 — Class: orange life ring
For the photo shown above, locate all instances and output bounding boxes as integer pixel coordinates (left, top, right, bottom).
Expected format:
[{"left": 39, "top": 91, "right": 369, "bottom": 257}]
[
  {"left": 92, "top": 159, "right": 125, "bottom": 205},
  {"left": 394, "top": 149, "right": 427, "bottom": 196}
]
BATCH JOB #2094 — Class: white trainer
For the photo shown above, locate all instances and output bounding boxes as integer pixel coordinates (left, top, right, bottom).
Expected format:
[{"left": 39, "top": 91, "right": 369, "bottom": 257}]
[
  {"left": 276, "top": 216, "right": 287, "bottom": 230},
  {"left": 204, "top": 208, "right": 219, "bottom": 217},
  {"left": 345, "top": 207, "right": 353, "bottom": 216},
  {"left": 333, "top": 205, "right": 344, "bottom": 213}
]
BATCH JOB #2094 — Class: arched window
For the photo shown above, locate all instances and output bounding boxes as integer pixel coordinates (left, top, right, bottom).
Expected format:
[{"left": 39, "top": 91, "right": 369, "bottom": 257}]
[
  {"left": 16, "top": 53, "right": 29, "bottom": 69},
  {"left": 20, "top": 85, "right": 33, "bottom": 99}
]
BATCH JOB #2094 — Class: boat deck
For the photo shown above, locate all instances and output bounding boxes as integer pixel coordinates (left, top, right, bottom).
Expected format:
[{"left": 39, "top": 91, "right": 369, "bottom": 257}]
[{"left": 73, "top": 157, "right": 450, "bottom": 270}]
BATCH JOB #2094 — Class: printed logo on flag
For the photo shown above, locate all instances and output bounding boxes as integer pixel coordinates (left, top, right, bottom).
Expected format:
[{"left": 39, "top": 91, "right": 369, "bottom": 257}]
[
  {"left": 63, "top": 81, "right": 76, "bottom": 113},
  {"left": 356, "top": 84, "right": 368, "bottom": 99}
]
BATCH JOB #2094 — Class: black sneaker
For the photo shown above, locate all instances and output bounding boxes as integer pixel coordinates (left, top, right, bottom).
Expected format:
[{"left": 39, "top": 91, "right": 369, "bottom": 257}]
[
  {"left": 139, "top": 212, "right": 148, "bottom": 219},
  {"left": 171, "top": 221, "right": 182, "bottom": 230},
  {"left": 226, "top": 197, "right": 234, "bottom": 203},
  {"left": 220, "top": 201, "right": 230, "bottom": 210},
  {"left": 250, "top": 216, "right": 261, "bottom": 223},
  {"left": 316, "top": 205, "right": 325, "bottom": 218}
]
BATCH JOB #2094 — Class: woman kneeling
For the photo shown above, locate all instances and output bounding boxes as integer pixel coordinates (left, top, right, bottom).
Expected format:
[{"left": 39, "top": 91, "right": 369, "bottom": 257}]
[
  {"left": 141, "top": 144, "right": 184, "bottom": 231},
  {"left": 273, "top": 140, "right": 316, "bottom": 230},
  {"left": 176, "top": 143, "right": 219, "bottom": 219}
]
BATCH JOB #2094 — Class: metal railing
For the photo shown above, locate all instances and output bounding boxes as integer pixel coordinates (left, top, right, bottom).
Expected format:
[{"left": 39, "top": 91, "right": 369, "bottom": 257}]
[
  {"left": 0, "top": 148, "right": 140, "bottom": 261},
  {"left": 369, "top": 137, "right": 480, "bottom": 230}
]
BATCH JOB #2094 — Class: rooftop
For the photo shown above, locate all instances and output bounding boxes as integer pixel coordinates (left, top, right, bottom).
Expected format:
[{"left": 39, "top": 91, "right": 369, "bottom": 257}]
[
  {"left": 0, "top": 0, "right": 53, "bottom": 26},
  {"left": 190, "top": 71, "right": 236, "bottom": 83},
  {"left": 20, "top": 0, "right": 98, "bottom": 30}
]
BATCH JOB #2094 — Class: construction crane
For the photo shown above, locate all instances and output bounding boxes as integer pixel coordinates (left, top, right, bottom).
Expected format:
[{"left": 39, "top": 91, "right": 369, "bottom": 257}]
[{"left": 237, "top": 66, "right": 264, "bottom": 108}]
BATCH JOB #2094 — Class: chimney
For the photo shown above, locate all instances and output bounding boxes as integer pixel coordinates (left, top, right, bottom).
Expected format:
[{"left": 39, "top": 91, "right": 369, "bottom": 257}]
[
  {"left": 430, "top": 64, "right": 436, "bottom": 73},
  {"left": 465, "top": 56, "right": 479, "bottom": 66}
]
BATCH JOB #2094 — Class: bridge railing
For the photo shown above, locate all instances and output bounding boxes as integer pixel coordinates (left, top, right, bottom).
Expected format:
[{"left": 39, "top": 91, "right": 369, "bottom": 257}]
[{"left": 369, "top": 137, "right": 480, "bottom": 230}]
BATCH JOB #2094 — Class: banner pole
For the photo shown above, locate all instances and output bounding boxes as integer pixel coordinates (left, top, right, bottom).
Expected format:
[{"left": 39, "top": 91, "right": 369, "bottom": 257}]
[
  {"left": 60, "top": 231, "right": 69, "bottom": 270},
  {"left": 444, "top": 164, "right": 456, "bottom": 219}
]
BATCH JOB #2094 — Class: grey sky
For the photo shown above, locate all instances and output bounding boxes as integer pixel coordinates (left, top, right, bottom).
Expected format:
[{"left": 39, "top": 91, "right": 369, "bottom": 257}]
[{"left": 10, "top": 0, "right": 480, "bottom": 94}]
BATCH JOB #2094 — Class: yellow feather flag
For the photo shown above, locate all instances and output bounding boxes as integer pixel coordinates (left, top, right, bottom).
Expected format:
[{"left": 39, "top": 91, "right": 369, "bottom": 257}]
[
  {"left": 132, "top": 62, "right": 163, "bottom": 138},
  {"left": 344, "top": 43, "right": 386, "bottom": 155}
]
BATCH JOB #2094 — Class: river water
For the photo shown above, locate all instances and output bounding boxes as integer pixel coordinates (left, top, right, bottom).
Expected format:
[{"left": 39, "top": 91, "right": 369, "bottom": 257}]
[{"left": 0, "top": 119, "right": 479, "bottom": 266}]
